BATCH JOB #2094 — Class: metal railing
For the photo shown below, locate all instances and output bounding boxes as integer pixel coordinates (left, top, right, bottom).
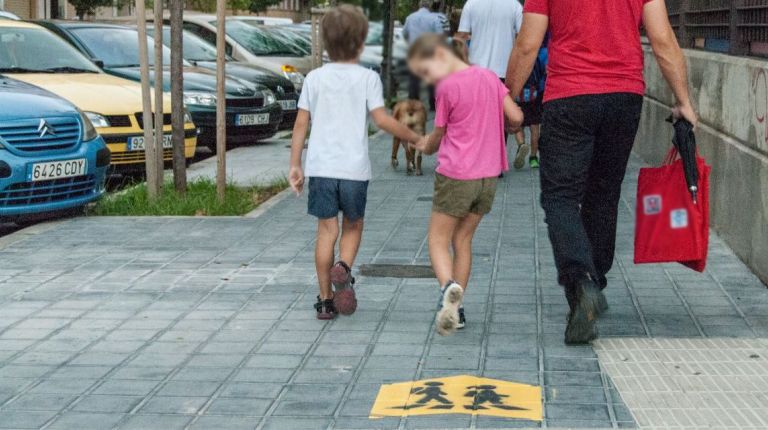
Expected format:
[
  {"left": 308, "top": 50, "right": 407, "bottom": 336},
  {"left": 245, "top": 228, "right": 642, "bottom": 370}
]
[{"left": 668, "top": 0, "right": 768, "bottom": 56}]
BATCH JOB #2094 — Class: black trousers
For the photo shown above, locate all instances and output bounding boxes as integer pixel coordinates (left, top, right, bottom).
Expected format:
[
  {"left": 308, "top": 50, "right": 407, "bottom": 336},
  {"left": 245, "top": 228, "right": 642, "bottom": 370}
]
[
  {"left": 539, "top": 93, "right": 643, "bottom": 289},
  {"left": 408, "top": 72, "right": 435, "bottom": 110}
]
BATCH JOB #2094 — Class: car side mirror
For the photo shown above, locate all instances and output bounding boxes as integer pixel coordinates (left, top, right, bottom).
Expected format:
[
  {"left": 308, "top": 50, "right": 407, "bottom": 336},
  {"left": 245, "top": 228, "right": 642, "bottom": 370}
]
[{"left": 92, "top": 59, "right": 104, "bottom": 68}]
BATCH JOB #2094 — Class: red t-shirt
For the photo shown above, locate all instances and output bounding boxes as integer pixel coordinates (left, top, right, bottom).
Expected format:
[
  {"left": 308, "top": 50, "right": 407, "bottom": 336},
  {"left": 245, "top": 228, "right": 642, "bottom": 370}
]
[{"left": 523, "top": 0, "right": 652, "bottom": 102}]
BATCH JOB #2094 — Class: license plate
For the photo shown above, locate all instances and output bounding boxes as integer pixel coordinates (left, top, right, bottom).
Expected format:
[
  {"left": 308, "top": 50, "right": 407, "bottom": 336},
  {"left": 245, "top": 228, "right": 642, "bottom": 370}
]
[
  {"left": 128, "top": 135, "right": 172, "bottom": 151},
  {"left": 235, "top": 113, "right": 270, "bottom": 126},
  {"left": 279, "top": 100, "right": 297, "bottom": 110},
  {"left": 29, "top": 158, "right": 87, "bottom": 182}
]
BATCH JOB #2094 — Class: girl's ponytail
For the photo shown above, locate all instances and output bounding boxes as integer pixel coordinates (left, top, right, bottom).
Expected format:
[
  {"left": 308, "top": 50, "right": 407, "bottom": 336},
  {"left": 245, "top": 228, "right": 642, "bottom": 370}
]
[{"left": 407, "top": 33, "right": 469, "bottom": 64}]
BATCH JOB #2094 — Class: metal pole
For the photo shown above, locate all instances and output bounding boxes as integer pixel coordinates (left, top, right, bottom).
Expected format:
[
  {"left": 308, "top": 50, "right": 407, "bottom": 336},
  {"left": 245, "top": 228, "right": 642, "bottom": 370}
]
[
  {"left": 679, "top": 0, "right": 689, "bottom": 48},
  {"left": 152, "top": 0, "right": 164, "bottom": 197},
  {"left": 136, "top": 0, "right": 158, "bottom": 200},
  {"left": 729, "top": 0, "right": 748, "bottom": 55},
  {"left": 216, "top": 0, "right": 227, "bottom": 202},
  {"left": 170, "top": 0, "right": 187, "bottom": 194}
]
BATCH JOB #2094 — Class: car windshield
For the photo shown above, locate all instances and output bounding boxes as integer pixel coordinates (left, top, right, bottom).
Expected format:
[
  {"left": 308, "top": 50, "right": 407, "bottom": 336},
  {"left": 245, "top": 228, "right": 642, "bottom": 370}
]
[
  {"left": 0, "top": 27, "right": 100, "bottom": 73},
  {"left": 152, "top": 27, "right": 222, "bottom": 62},
  {"left": 216, "top": 19, "right": 304, "bottom": 56},
  {"left": 366, "top": 23, "right": 383, "bottom": 46},
  {"left": 266, "top": 27, "right": 310, "bottom": 55},
  {"left": 71, "top": 27, "right": 171, "bottom": 68}
]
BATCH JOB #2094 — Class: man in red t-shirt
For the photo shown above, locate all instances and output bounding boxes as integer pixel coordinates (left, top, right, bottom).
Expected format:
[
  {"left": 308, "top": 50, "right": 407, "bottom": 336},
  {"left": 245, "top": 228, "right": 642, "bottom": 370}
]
[{"left": 506, "top": 0, "right": 697, "bottom": 344}]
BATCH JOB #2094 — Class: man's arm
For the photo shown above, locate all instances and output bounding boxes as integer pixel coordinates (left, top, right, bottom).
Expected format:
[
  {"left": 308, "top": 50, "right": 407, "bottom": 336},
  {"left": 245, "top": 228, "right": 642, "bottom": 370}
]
[
  {"left": 288, "top": 109, "right": 310, "bottom": 195},
  {"left": 503, "top": 94, "right": 524, "bottom": 130},
  {"left": 505, "top": 13, "right": 548, "bottom": 97},
  {"left": 371, "top": 108, "right": 422, "bottom": 143},
  {"left": 643, "top": 0, "right": 697, "bottom": 127},
  {"left": 455, "top": 1, "right": 472, "bottom": 42}
]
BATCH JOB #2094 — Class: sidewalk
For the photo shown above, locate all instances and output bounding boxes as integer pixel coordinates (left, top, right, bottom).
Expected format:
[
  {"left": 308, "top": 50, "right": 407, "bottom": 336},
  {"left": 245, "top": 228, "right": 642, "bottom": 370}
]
[
  {"left": 186, "top": 135, "right": 291, "bottom": 186},
  {"left": 0, "top": 131, "right": 765, "bottom": 429}
]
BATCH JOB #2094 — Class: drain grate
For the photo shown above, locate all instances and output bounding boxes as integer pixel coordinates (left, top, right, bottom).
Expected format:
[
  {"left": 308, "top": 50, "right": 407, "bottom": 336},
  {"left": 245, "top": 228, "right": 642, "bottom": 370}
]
[{"left": 359, "top": 264, "right": 435, "bottom": 278}]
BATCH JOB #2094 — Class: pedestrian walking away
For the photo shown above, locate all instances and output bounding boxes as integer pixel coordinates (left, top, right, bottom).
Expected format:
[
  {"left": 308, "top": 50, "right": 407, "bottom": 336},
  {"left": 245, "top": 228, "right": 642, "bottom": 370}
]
[
  {"left": 403, "top": 0, "right": 446, "bottom": 109},
  {"left": 456, "top": 0, "right": 524, "bottom": 162},
  {"left": 288, "top": 5, "right": 422, "bottom": 320},
  {"left": 408, "top": 33, "right": 523, "bottom": 336},
  {"left": 506, "top": 0, "right": 698, "bottom": 344},
  {"left": 514, "top": 32, "right": 548, "bottom": 170}
]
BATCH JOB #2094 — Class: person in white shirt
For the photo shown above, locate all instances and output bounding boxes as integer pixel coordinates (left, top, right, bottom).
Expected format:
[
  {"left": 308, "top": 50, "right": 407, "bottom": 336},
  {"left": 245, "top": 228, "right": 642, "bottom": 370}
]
[
  {"left": 289, "top": 5, "right": 421, "bottom": 321},
  {"left": 456, "top": 0, "right": 523, "bottom": 78}
]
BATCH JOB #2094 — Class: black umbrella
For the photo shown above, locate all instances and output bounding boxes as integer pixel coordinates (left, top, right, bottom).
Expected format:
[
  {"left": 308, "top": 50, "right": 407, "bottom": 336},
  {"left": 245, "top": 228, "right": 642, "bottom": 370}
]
[{"left": 669, "top": 118, "right": 699, "bottom": 203}]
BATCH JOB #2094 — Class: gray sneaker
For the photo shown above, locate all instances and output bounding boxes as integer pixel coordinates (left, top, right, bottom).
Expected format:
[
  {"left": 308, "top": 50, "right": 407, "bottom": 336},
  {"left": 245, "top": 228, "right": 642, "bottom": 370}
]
[
  {"left": 514, "top": 143, "right": 530, "bottom": 170},
  {"left": 436, "top": 282, "right": 463, "bottom": 336}
]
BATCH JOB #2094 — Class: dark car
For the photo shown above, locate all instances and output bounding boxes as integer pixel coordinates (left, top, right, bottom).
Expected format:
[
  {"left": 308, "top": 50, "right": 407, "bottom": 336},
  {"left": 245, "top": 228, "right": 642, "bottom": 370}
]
[
  {"left": 38, "top": 21, "right": 283, "bottom": 150},
  {"left": 151, "top": 26, "right": 298, "bottom": 130}
]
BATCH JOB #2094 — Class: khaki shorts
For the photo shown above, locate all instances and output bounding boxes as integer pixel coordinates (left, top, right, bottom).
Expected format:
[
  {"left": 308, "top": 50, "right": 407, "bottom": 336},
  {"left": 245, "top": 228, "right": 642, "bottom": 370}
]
[{"left": 433, "top": 173, "right": 498, "bottom": 218}]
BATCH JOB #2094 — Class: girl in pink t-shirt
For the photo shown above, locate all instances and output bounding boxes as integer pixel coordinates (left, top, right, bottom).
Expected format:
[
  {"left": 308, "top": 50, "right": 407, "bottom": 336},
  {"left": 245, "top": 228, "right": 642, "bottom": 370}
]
[{"left": 408, "top": 34, "right": 523, "bottom": 336}]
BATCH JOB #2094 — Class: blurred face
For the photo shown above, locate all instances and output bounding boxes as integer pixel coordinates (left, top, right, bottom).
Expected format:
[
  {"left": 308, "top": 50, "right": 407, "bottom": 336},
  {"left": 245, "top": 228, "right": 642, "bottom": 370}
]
[{"left": 407, "top": 46, "right": 454, "bottom": 85}]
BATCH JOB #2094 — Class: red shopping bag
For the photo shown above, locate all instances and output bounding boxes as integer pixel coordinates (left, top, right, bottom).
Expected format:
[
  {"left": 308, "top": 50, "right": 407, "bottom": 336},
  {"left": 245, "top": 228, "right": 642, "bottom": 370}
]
[{"left": 634, "top": 149, "right": 711, "bottom": 272}]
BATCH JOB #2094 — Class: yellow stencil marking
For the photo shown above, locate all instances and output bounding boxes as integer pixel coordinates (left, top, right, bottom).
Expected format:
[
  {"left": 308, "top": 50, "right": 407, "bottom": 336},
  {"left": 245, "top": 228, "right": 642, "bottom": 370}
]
[{"left": 369, "top": 375, "right": 542, "bottom": 420}]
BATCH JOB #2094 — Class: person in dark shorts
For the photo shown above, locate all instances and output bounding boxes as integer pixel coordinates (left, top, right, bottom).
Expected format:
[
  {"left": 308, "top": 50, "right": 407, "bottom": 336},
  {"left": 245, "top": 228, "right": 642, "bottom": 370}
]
[
  {"left": 288, "top": 6, "right": 422, "bottom": 320},
  {"left": 513, "top": 34, "right": 548, "bottom": 169}
]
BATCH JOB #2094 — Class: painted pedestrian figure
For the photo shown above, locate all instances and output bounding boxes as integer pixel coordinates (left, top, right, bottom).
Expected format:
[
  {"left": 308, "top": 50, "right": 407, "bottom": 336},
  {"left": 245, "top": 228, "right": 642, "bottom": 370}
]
[
  {"left": 400, "top": 381, "right": 454, "bottom": 410},
  {"left": 464, "top": 385, "right": 526, "bottom": 411}
]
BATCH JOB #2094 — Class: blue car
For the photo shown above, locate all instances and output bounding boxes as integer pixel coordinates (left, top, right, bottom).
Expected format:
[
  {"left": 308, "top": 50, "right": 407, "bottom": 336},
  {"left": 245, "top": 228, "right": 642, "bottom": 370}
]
[{"left": 0, "top": 77, "right": 110, "bottom": 220}]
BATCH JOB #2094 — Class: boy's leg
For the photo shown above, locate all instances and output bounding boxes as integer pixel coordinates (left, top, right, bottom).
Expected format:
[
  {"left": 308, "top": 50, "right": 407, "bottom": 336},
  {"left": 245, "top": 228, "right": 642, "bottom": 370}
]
[
  {"left": 428, "top": 211, "right": 461, "bottom": 287},
  {"left": 315, "top": 217, "right": 340, "bottom": 301},
  {"left": 514, "top": 127, "right": 530, "bottom": 170},
  {"left": 530, "top": 124, "right": 541, "bottom": 157},
  {"left": 339, "top": 217, "right": 364, "bottom": 268}
]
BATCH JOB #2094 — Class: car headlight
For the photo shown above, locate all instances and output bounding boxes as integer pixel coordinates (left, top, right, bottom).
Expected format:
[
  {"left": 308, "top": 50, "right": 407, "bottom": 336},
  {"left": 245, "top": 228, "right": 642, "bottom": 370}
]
[
  {"left": 281, "top": 65, "right": 304, "bottom": 90},
  {"left": 80, "top": 111, "right": 102, "bottom": 141},
  {"left": 262, "top": 89, "right": 276, "bottom": 106},
  {"left": 183, "top": 92, "right": 217, "bottom": 107}
]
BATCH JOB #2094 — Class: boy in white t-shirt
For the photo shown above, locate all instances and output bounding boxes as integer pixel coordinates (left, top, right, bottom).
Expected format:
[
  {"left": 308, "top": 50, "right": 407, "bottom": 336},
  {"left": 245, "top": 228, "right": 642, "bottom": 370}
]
[{"left": 288, "top": 5, "right": 422, "bottom": 320}]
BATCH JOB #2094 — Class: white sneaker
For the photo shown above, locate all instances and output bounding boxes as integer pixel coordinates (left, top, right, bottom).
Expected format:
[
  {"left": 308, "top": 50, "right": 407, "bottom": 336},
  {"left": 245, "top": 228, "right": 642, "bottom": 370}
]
[{"left": 436, "top": 282, "right": 463, "bottom": 336}]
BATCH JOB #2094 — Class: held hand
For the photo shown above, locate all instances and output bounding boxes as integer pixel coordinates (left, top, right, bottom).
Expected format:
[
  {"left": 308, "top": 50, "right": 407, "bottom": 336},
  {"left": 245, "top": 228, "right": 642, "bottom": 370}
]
[
  {"left": 410, "top": 136, "right": 430, "bottom": 154},
  {"left": 288, "top": 166, "right": 304, "bottom": 196},
  {"left": 673, "top": 102, "right": 698, "bottom": 130}
]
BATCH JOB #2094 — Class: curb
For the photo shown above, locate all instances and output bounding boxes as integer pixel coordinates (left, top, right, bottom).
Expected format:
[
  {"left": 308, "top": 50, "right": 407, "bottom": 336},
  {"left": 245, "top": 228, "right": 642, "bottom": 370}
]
[{"left": 244, "top": 186, "right": 294, "bottom": 218}]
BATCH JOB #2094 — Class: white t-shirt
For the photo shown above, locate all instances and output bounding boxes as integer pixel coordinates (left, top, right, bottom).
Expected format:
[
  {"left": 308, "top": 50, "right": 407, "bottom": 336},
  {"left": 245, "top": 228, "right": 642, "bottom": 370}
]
[
  {"left": 458, "top": 0, "right": 523, "bottom": 77},
  {"left": 298, "top": 63, "right": 385, "bottom": 181}
]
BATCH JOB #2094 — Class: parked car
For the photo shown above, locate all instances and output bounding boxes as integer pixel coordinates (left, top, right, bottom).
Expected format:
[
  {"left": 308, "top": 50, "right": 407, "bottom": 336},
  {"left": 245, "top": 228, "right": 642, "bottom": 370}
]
[
  {"left": 0, "top": 20, "right": 197, "bottom": 170},
  {"left": 0, "top": 77, "right": 109, "bottom": 220},
  {"left": 39, "top": 21, "right": 283, "bottom": 149},
  {"left": 149, "top": 26, "right": 299, "bottom": 130},
  {"left": 275, "top": 23, "right": 381, "bottom": 74},
  {"left": 0, "top": 10, "right": 20, "bottom": 20},
  {"left": 237, "top": 16, "right": 293, "bottom": 26},
  {"left": 365, "top": 22, "right": 408, "bottom": 79},
  {"left": 182, "top": 14, "right": 311, "bottom": 81}
]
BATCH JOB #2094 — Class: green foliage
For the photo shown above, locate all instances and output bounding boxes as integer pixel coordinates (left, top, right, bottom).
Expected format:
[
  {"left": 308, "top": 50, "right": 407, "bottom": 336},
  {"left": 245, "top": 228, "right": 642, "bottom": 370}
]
[
  {"left": 249, "top": 0, "right": 282, "bottom": 14},
  {"left": 68, "top": 0, "right": 112, "bottom": 19},
  {"left": 90, "top": 177, "right": 288, "bottom": 216}
]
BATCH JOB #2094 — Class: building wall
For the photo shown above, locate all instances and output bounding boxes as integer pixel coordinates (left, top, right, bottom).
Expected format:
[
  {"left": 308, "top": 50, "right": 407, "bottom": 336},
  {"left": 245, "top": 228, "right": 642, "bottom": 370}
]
[{"left": 636, "top": 47, "right": 768, "bottom": 284}]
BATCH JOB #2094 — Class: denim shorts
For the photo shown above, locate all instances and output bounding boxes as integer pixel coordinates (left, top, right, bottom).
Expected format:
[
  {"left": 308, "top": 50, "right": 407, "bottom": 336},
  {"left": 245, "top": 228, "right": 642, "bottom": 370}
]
[{"left": 308, "top": 177, "right": 369, "bottom": 221}]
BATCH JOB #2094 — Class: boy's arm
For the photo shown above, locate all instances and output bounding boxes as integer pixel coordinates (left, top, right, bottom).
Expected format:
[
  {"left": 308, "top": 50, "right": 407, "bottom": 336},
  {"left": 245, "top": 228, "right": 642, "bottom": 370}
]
[
  {"left": 288, "top": 109, "right": 310, "bottom": 195},
  {"left": 370, "top": 107, "right": 422, "bottom": 143},
  {"left": 503, "top": 95, "right": 524, "bottom": 132}
]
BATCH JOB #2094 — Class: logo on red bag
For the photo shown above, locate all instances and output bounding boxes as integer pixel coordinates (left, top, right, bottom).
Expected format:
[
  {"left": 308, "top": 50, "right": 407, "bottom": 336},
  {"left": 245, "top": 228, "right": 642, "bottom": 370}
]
[
  {"left": 670, "top": 209, "right": 689, "bottom": 229},
  {"left": 643, "top": 195, "right": 662, "bottom": 215}
]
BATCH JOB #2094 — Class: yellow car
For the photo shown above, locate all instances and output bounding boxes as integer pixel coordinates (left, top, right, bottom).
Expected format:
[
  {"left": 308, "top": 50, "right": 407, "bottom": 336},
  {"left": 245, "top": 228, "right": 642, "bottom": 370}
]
[{"left": 0, "top": 20, "right": 197, "bottom": 168}]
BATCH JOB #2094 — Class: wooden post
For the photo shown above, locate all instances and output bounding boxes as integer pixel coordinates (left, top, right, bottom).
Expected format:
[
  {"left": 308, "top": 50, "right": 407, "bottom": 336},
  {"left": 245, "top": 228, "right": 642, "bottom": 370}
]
[
  {"left": 136, "top": 0, "right": 159, "bottom": 200},
  {"left": 152, "top": 0, "right": 164, "bottom": 197},
  {"left": 381, "top": 0, "right": 396, "bottom": 103},
  {"left": 216, "top": 0, "right": 227, "bottom": 202},
  {"left": 310, "top": 8, "right": 325, "bottom": 71},
  {"left": 170, "top": 0, "right": 187, "bottom": 194},
  {"left": 729, "top": 0, "right": 748, "bottom": 55}
]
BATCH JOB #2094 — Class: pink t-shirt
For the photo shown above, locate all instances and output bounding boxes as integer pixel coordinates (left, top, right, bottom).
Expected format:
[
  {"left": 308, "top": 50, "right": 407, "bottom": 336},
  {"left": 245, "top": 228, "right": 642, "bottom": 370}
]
[{"left": 434, "top": 66, "right": 509, "bottom": 180}]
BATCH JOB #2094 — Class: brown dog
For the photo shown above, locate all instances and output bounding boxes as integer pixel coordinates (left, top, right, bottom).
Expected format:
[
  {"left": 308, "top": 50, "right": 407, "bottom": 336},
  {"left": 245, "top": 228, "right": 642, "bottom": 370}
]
[{"left": 391, "top": 99, "right": 427, "bottom": 176}]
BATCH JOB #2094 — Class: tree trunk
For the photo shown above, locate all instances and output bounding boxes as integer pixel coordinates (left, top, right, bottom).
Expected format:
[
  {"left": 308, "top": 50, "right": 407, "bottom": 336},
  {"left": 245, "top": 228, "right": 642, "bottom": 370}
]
[
  {"left": 152, "top": 0, "right": 165, "bottom": 197},
  {"left": 170, "top": 0, "right": 187, "bottom": 194},
  {"left": 216, "top": 0, "right": 227, "bottom": 202},
  {"left": 136, "top": 0, "right": 160, "bottom": 200}
]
